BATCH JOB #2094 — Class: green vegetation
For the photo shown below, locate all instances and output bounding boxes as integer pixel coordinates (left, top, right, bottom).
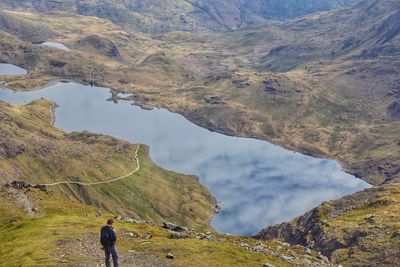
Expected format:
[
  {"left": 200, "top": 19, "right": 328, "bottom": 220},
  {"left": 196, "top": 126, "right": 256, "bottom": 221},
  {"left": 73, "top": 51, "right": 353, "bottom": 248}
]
[
  {"left": 256, "top": 183, "right": 400, "bottom": 266},
  {"left": 0, "top": 99, "right": 215, "bottom": 228},
  {"left": 2, "top": 1, "right": 398, "bottom": 185},
  {"left": 0, "top": 1, "right": 399, "bottom": 265},
  {"left": 0, "top": 186, "right": 326, "bottom": 266}
]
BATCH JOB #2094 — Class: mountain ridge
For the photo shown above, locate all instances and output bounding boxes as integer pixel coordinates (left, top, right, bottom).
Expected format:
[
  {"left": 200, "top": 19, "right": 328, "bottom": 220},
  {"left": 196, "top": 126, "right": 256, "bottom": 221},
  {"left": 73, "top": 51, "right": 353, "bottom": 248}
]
[
  {"left": 0, "top": 0, "right": 360, "bottom": 32},
  {"left": 0, "top": 0, "right": 399, "bottom": 265},
  {"left": 0, "top": 0, "right": 399, "bottom": 185}
]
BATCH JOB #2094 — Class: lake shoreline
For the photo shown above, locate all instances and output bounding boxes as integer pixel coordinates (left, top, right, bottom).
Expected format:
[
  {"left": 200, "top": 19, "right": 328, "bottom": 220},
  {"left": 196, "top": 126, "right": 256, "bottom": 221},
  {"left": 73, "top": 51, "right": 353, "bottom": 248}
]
[{"left": 0, "top": 80, "right": 370, "bottom": 235}]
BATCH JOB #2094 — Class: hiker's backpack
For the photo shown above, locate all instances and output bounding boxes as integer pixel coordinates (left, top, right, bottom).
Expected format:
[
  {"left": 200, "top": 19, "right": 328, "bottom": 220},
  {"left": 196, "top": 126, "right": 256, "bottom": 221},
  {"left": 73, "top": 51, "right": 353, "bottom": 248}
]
[{"left": 100, "top": 226, "right": 112, "bottom": 247}]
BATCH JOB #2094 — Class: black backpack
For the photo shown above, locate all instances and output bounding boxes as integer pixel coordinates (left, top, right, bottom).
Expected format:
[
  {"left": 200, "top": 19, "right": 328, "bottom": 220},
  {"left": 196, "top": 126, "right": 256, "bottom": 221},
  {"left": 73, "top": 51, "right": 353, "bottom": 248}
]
[{"left": 100, "top": 226, "right": 112, "bottom": 247}]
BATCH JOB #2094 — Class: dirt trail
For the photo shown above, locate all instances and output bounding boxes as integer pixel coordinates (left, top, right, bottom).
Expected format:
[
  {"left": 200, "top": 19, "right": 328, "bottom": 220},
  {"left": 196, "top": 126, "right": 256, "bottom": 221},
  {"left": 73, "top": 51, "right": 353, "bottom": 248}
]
[
  {"left": 40, "top": 145, "right": 140, "bottom": 187},
  {"left": 54, "top": 232, "right": 176, "bottom": 267}
]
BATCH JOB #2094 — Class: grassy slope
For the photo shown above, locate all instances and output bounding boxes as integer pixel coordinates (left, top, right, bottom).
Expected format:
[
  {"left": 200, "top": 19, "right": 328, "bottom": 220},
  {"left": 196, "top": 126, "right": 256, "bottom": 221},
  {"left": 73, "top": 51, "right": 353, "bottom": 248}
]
[
  {"left": 0, "top": 0, "right": 359, "bottom": 33},
  {"left": 0, "top": 187, "right": 327, "bottom": 266},
  {"left": 0, "top": 2, "right": 398, "bottom": 266},
  {"left": 1, "top": 3, "right": 399, "bottom": 185},
  {"left": 256, "top": 183, "right": 400, "bottom": 266},
  {"left": 0, "top": 99, "right": 215, "bottom": 228}
]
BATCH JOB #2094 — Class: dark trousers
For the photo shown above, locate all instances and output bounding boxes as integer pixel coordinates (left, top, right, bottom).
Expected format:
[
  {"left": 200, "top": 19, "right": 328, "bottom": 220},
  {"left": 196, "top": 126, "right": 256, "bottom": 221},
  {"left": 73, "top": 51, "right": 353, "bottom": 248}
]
[{"left": 104, "top": 245, "right": 119, "bottom": 267}]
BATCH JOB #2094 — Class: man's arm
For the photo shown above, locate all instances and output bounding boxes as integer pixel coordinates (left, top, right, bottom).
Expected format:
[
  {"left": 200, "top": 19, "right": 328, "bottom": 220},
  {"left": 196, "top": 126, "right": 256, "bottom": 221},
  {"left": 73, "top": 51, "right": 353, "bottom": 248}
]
[{"left": 110, "top": 228, "right": 117, "bottom": 242}]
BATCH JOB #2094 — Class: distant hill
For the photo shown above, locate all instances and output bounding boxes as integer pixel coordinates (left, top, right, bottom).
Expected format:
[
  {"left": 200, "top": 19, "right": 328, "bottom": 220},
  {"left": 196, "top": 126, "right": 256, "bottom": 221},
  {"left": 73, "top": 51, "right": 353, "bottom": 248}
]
[
  {"left": 0, "top": 0, "right": 399, "bottom": 266},
  {"left": 0, "top": 0, "right": 359, "bottom": 32},
  {"left": 0, "top": 0, "right": 399, "bottom": 185},
  {"left": 183, "top": 0, "right": 359, "bottom": 29}
]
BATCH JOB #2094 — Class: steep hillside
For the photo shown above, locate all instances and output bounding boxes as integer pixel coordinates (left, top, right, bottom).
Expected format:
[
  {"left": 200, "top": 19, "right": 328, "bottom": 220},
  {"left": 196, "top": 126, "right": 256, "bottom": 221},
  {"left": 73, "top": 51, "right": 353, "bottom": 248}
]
[
  {"left": 0, "top": 0, "right": 399, "bottom": 186},
  {"left": 185, "top": 0, "right": 358, "bottom": 30},
  {"left": 187, "top": 0, "right": 400, "bottom": 185},
  {"left": 0, "top": 0, "right": 399, "bottom": 265},
  {"left": 0, "top": 0, "right": 359, "bottom": 32},
  {"left": 255, "top": 183, "right": 400, "bottom": 266},
  {"left": 0, "top": 99, "right": 215, "bottom": 228}
]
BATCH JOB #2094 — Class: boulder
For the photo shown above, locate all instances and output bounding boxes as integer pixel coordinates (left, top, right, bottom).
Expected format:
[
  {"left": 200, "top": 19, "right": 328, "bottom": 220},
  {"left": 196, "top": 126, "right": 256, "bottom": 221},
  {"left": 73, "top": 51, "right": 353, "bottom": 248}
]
[
  {"left": 162, "top": 222, "right": 188, "bottom": 232},
  {"left": 391, "top": 231, "right": 400, "bottom": 239},
  {"left": 9, "top": 181, "right": 30, "bottom": 189},
  {"left": 170, "top": 231, "right": 188, "bottom": 239},
  {"left": 365, "top": 214, "right": 375, "bottom": 224},
  {"left": 32, "top": 184, "right": 47, "bottom": 192},
  {"left": 0, "top": 141, "right": 26, "bottom": 158},
  {"left": 125, "top": 232, "right": 140, "bottom": 238},
  {"left": 166, "top": 253, "right": 174, "bottom": 259},
  {"left": 49, "top": 59, "right": 67, "bottom": 68}
]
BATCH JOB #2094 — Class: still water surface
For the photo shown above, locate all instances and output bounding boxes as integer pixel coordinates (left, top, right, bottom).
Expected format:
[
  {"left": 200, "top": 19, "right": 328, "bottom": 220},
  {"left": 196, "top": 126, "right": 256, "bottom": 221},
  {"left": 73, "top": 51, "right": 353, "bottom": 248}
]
[
  {"left": 0, "top": 63, "right": 27, "bottom": 75},
  {"left": 40, "top": 42, "right": 70, "bottom": 51},
  {"left": 0, "top": 73, "right": 370, "bottom": 235}
]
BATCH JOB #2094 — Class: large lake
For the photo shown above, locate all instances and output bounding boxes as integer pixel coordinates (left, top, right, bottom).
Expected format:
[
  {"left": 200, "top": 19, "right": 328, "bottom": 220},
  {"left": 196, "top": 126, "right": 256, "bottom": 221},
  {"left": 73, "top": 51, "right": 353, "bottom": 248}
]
[{"left": 0, "top": 65, "right": 370, "bottom": 235}]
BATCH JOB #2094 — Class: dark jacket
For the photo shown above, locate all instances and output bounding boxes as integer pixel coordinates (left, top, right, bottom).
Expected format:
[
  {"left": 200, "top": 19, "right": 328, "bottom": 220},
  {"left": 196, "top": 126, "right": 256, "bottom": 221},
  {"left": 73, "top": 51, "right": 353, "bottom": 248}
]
[{"left": 100, "top": 225, "right": 117, "bottom": 247}]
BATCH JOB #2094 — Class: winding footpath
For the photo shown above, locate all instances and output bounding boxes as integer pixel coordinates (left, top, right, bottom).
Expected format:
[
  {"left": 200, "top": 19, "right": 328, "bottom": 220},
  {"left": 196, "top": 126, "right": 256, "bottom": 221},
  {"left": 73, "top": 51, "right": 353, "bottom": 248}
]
[{"left": 39, "top": 145, "right": 141, "bottom": 187}]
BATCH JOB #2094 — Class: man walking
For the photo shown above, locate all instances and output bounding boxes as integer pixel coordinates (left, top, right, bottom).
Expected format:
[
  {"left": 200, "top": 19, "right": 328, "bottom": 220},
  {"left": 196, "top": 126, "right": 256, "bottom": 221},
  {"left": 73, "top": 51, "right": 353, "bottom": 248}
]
[{"left": 100, "top": 219, "right": 119, "bottom": 267}]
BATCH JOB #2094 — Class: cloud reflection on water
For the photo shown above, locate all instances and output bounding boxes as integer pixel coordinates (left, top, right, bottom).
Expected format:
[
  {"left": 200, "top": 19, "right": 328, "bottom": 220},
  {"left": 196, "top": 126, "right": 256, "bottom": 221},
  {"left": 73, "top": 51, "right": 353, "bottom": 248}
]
[{"left": 0, "top": 82, "right": 370, "bottom": 235}]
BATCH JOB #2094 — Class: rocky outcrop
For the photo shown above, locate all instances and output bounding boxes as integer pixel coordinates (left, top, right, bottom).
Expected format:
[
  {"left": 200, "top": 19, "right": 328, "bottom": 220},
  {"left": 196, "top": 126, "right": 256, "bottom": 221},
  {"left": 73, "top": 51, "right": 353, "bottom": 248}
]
[
  {"left": 0, "top": 0, "right": 358, "bottom": 33},
  {"left": 255, "top": 207, "right": 346, "bottom": 257},
  {"left": 255, "top": 184, "right": 400, "bottom": 266},
  {"left": 162, "top": 222, "right": 188, "bottom": 232},
  {"left": 75, "top": 34, "right": 120, "bottom": 58},
  {"left": 0, "top": 140, "right": 26, "bottom": 158},
  {"left": 204, "top": 96, "right": 224, "bottom": 105},
  {"left": 49, "top": 59, "right": 67, "bottom": 68},
  {"left": 6, "top": 181, "right": 47, "bottom": 191}
]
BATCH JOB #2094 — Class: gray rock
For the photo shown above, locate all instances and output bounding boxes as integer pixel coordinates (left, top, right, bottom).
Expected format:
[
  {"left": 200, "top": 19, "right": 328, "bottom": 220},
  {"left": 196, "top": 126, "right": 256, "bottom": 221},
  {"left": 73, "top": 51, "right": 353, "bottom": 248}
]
[
  {"left": 143, "top": 233, "right": 152, "bottom": 240},
  {"left": 280, "top": 255, "right": 294, "bottom": 262},
  {"left": 125, "top": 232, "right": 135, "bottom": 238},
  {"left": 170, "top": 231, "right": 187, "bottom": 239},
  {"left": 0, "top": 141, "right": 26, "bottom": 158},
  {"left": 263, "top": 263, "right": 276, "bottom": 267},
  {"left": 163, "top": 222, "right": 187, "bottom": 231},
  {"left": 365, "top": 214, "right": 375, "bottom": 224},
  {"left": 391, "top": 231, "right": 400, "bottom": 239},
  {"left": 166, "top": 253, "right": 174, "bottom": 259}
]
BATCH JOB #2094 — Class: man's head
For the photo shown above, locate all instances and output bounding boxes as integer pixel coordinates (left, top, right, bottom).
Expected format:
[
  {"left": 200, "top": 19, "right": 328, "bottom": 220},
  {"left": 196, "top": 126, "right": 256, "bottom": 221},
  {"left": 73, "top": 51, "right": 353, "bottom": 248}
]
[{"left": 107, "top": 218, "right": 114, "bottom": 226}]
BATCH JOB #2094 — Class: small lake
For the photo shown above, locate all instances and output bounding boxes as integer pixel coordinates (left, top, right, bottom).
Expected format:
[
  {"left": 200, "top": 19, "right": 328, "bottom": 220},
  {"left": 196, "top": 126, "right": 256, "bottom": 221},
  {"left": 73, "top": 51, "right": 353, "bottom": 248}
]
[
  {"left": 0, "top": 63, "right": 27, "bottom": 75},
  {"left": 40, "top": 42, "right": 70, "bottom": 51},
  {"left": 0, "top": 82, "right": 371, "bottom": 235}
]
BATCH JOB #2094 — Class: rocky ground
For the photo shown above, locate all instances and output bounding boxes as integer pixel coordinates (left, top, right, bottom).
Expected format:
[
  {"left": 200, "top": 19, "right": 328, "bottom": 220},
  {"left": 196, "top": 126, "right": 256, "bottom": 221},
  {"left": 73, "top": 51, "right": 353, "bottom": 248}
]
[
  {"left": 255, "top": 183, "right": 400, "bottom": 266},
  {"left": 0, "top": 185, "right": 331, "bottom": 266},
  {"left": 53, "top": 233, "right": 176, "bottom": 267}
]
